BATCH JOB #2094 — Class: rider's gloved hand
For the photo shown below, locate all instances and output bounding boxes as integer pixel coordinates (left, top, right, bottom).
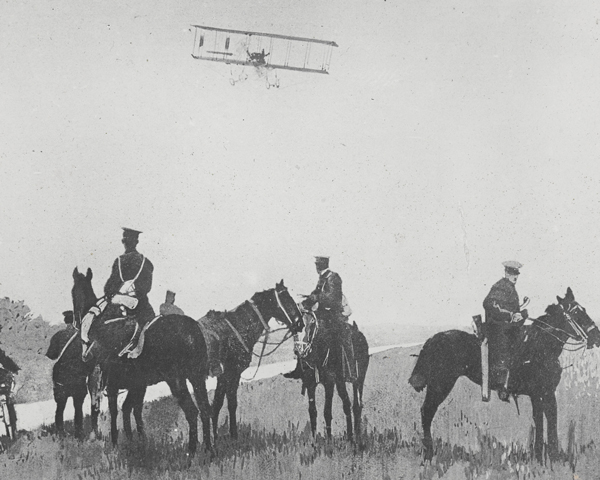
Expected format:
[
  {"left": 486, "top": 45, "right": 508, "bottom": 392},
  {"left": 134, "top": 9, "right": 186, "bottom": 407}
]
[{"left": 511, "top": 312, "right": 523, "bottom": 323}]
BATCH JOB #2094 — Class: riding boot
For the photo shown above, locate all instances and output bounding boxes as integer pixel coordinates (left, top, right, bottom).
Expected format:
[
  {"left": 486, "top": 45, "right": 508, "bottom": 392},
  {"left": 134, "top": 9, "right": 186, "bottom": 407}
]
[
  {"left": 283, "top": 358, "right": 304, "bottom": 379},
  {"left": 342, "top": 326, "right": 358, "bottom": 382},
  {"left": 119, "top": 320, "right": 143, "bottom": 357},
  {"left": 494, "top": 367, "right": 510, "bottom": 403},
  {"left": 128, "top": 324, "right": 146, "bottom": 359}
]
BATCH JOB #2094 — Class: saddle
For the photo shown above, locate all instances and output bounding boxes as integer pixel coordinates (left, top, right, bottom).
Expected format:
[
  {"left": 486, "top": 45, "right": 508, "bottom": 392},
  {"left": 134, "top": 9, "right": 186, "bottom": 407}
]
[
  {"left": 473, "top": 314, "right": 529, "bottom": 402},
  {"left": 295, "top": 312, "right": 356, "bottom": 383},
  {"left": 119, "top": 314, "right": 162, "bottom": 359}
]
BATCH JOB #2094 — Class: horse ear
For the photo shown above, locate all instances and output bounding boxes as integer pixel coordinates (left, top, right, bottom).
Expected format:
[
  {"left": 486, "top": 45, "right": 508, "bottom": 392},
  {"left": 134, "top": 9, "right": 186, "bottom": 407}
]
[
  {"left": 73, "top": 267, "right": 79, "bottom": 279},
  {"left": 280, "top": 279, "right": 285, "bottom": 287},
  {"left": 86, "top": 268, "right": 93, "bottom": 280},
  {"left": 557, "top": 295, "right": 563, "bottom": 304},
  {"left": 566, "top": 287, "right": 574, "bottom": 300}
]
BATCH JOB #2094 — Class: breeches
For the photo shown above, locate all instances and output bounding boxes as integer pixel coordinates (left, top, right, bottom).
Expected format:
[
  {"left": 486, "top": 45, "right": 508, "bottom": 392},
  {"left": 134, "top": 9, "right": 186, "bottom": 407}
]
[{"left": 488, "top": 326, "right": 517, "bottom": 371}]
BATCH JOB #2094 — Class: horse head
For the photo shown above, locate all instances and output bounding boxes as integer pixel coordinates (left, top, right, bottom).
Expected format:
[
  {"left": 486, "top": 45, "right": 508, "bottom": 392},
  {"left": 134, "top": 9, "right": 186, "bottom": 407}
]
[
  {"left": 555, "top": 287, "right": 600, "bottom": 349},
  {"left": 71, "top": 267, "right": 97, "bottom": 331},
  {"left": 72, "top": 267, "right": 127, "bottom": 362},
  {"left": 546, "top": 288, "right": 600, "bottom": 348},
  {"left": 252, "top": 280, "right": 304, "bottom": 334}
]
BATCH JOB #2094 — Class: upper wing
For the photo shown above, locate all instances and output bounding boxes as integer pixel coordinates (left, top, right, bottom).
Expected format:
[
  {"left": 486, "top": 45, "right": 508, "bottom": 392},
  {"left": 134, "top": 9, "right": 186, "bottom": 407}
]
[{"left": 191, "top": 25, "right": 338, "bottom": 74}]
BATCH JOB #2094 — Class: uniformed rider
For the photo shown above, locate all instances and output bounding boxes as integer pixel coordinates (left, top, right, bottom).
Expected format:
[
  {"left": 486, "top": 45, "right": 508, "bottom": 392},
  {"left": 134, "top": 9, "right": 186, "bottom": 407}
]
[
  {"left": 483, "top": 260, "right": 528, "bottom": 402},
  {"left": 0, "top": 348, "right": 20, "bottom": 378},
  {"left": 46, "top": 310, "right": 78, "bottom": 362},
  {"left": 0, "top": 342, "right": 20, "bottom": 403},
  {"left": 104, "top": 228, "right": 155, "bottom": 354},
  {"left": 284, "top": 256, "right": 357, "bottom": 381}
]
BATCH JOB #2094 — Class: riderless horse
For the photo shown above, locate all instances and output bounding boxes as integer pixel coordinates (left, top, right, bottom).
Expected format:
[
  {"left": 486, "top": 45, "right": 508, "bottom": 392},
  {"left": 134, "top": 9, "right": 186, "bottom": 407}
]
[
  {"left": 287, "top": 302, "right": 369, "bottom": 442},
  {"left": 197, "top": 280, "right": 304, "bottom": 441},
  {"left": 72, "top": 267, "right": 213, "bottom": 454},
  {"left": 409, "top": 288, "right": 600, "bottom": 463},
  {"left": 46, "top": 329, "right": 101, "bottom": 439}
]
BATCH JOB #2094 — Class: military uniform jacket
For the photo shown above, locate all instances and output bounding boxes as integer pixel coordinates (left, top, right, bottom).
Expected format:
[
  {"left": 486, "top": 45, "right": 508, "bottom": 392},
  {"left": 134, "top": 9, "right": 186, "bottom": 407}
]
[
  {"left": 483, "top": 277, "right": 521, "bottom": 325},
  {"left": 311, "top": 269, "right": 344, "bottom": 314},
  {"left": 104, "top": 250, "right": 155, "bottom": 319},
  {"left": 46, "top": 325, "right": 90, "bottom": 382},
  {"left": 104, "top": 250, "right": 154, "bottom": 299}
]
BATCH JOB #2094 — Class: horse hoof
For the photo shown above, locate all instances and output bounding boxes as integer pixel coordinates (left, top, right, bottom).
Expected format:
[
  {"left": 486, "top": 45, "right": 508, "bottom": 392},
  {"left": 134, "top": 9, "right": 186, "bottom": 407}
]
[{"left": 203, "top": 445, "right": 217, "bottom": 461}]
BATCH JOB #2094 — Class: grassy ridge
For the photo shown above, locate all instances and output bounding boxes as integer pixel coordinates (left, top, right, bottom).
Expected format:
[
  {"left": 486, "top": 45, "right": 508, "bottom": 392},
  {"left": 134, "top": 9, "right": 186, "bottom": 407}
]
[{"left": 2, "top": 345, "right": 600, "bottom": 479}]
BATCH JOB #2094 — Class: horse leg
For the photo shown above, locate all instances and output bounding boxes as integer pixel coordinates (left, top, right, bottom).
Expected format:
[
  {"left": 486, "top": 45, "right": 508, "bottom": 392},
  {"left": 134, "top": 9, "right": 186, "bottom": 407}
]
[
  {"left": 107, "top": 385, "right": 120, "bottom": 447},
  {"left": 54, "top": 391, "right": 67, "bottom": 435},
  {"left": 133, "top": 386, "right": 147, "bottom": 439},
  {"left": 189, "top": 370, "right": 213, "bottom": 453},
  {"left": 226, "top": 373, "right": 241, "bottom": 440},
  {"left": 6, "top": 397, "right": 17, "bottom": 439},
  {"left": 352, "top": 380, "right": 364, "bottom": 440},
  {"left": 73, "top": 392, "right": 86, "bottom": 440},
  {"left": 87, "top": 366, "right": 102, "bottom": 436},
  {"left": 531, "top": 394, "right": 545, "bottom": 463},
  {"left": 307, "top": 383, "right": 318, "bottom": 437},
  {"left": 212, "top": 376, "right": 227, "bottom": 439},
  {"left": 335, "top": 378, "right": 353, "bottom": 442},
  {"left": 122, "top": 390, "right": 135, "bottom": 441},
  {"left": 544, "top": 392, "right": 559, "bottom": 461},
  {"left": 421, "top": 379, "right": 457, "bottom": 462},
  {"left": 323, "top": 380, "right": 335, "bottom": 439},
  {"left": 165, "top": 376, "right": 200, "bottom": 455}
]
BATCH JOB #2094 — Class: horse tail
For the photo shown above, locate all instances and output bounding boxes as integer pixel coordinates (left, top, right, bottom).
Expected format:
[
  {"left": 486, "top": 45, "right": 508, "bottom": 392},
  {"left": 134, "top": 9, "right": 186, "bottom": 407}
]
[{"left": 408, "top": 336, "right": 437, "bottom": 392}]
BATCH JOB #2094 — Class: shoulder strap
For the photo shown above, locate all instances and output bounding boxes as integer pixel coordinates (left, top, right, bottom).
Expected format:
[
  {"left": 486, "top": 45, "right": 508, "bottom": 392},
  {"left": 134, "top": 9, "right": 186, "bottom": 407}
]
[
  {"left": 132, "top": 255, "right": 146, "bottom": 282},
  {"left": 118, "top": 256, "right": 124, "bottom": 282},
  {"left": 118, "top": 255, "right": 146, "bottom": 283},
  {"left": 56, "top": 332, "right": 79, "bottom": 363}
]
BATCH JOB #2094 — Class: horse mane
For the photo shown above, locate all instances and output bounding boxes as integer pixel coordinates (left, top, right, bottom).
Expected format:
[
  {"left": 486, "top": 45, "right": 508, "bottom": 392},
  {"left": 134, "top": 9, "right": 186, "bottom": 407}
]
[{"left": 544, "top": 303, "right": 562, "bottom": 318}]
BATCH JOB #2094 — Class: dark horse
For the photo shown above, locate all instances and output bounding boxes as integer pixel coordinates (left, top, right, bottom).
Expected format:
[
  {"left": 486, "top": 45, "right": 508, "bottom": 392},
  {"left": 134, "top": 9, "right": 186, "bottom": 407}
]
[
  {"left": 46, "top": 328, "right": 102, "bottom": 438},
  {"left": 288, "top": 306, "right": 369, "bottom": 442},
  {"left": 71, "top": 267, "right": 213, "bottom": 454},
  {"left": 198, "top": 281, "right": 304, "bottom": 440},
  {"left": 409, "top": 288, "right": 600, "bottom": 463}
]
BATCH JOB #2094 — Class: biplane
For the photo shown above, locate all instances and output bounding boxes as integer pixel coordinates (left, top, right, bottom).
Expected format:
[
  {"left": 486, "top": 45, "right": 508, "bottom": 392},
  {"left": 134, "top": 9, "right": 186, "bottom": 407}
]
[{"left": 191, "top": 25, "right": 338, "bottom": 79}]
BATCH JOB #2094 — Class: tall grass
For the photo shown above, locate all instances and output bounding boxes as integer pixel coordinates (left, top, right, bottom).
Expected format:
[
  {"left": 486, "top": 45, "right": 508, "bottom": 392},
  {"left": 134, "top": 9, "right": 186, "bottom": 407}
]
[{"left": 2, "top": 345, "right": 600, "bottom": 479}]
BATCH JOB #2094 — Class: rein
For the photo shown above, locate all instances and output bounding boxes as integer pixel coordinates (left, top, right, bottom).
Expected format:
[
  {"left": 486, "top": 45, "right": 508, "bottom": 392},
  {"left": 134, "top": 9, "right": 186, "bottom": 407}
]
[
  {"left": 294, "top": 310, "right": 318, "bottom": 358},
  {"left": 223, "top": 288, "right": 300, "bottom": 381},
  {"left": 530, "top": 305, "right": 590, "bottom": 351}
]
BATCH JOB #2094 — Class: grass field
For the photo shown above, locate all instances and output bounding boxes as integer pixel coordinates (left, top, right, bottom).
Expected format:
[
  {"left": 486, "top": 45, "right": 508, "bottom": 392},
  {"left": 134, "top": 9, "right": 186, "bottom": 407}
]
[{"left": 1, "top": 344, "right": 600, "bottom": 479}]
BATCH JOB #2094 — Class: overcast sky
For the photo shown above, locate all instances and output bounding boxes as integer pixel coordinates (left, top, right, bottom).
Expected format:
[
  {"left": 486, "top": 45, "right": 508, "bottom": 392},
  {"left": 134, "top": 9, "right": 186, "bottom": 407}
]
[{"left": 2, "top": 0, "right": 600, "bottom": 328}]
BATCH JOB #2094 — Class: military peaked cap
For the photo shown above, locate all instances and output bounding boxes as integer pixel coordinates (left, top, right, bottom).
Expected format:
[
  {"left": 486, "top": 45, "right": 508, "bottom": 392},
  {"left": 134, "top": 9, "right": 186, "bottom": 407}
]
[
  {"left": 502, "top": 260, "right": 523, "bottom": 275},
  {"left": 122, "top": 227, "right": 143, "bottom": 240},
  {"left": 62, "top": 310, "right": 74, "bottom": 323}
]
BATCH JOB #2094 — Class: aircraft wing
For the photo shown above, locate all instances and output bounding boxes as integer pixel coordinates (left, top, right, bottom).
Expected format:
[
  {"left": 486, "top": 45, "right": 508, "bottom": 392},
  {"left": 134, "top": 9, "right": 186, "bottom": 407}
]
[{"left": 191, "top": 25, "right": 338, "bottom": 74}]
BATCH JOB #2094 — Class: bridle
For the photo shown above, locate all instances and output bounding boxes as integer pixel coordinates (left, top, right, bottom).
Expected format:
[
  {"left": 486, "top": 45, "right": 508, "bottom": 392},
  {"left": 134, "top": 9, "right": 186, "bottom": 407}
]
[
  {"left": 532, "top": 302, "right": 597, "bottom": 352},
  {"left": 230, "top": 285, "right": 302, "bottom": 381},
  {"left": 273, "top": 286, "right": 303, "bottom": 333},
  {"left": 292, "top": 303, "right": 321, "bottom": 359}
]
